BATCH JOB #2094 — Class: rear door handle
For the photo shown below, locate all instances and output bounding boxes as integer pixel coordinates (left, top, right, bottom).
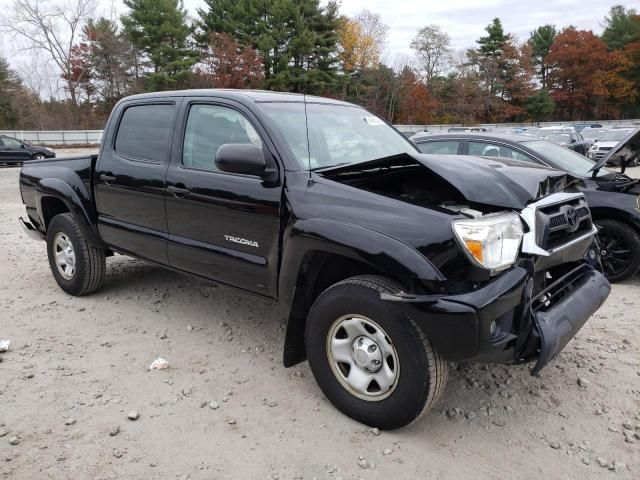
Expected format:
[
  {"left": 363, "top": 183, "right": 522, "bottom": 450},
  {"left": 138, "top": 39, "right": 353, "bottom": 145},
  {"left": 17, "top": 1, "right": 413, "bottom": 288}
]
[
  {"left": 99, "top": 174, "right": 116, "bottom": 184},
  {"left": 167, "top": 186, "right": 190, "bottom": 198}
]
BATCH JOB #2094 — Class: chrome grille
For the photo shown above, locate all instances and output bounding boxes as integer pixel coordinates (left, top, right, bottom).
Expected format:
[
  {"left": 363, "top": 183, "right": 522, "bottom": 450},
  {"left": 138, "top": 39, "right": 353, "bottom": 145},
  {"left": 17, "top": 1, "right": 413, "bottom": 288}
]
[{"left": 520, "top": 192, "right": 597, "bottom": 257}]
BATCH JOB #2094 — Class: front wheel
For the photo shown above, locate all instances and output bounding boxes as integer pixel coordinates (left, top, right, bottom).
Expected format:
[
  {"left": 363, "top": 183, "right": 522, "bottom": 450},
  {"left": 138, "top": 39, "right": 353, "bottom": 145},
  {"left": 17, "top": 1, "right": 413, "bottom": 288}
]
[
  {"left": 305, "top": 275, "right": 448, "bottom": 429},
  {"left": 596, "top": 219, "right": 640, "bottom": 282},
  {"left": 33, "top": 154, "right": 46, "bottom": 160},
  {"left": 46, "top": 213, "right": 106, "bottom": 295}
]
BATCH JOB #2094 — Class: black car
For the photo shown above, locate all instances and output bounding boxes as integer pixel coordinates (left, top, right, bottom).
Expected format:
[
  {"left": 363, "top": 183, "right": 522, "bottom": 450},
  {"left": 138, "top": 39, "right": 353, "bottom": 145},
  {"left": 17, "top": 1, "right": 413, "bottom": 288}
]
[
  {"left": 0, "top": 135, "right": 56, "bottom": 165},
  {"left": 537, "top": 130, "right": 591, "bottom": 156},
  {"left": 17, "top": 89, "right": 609, "bottom": 429},
  {"left": 414, "top": 132, "right": 640, "bottom": 282}
]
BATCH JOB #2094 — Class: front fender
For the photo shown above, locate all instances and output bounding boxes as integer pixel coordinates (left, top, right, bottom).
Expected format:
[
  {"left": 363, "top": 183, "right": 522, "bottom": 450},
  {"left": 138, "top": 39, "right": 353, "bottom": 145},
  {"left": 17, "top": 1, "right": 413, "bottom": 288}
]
[
  {"left": 35, "top": 178, "right": 102, "bottom": 246},
  {"left": 279, "top": 218, "right": 445, "bottom": 303},
  {"left": 279, "top": 218, "right": 446, "bottom": 367}
]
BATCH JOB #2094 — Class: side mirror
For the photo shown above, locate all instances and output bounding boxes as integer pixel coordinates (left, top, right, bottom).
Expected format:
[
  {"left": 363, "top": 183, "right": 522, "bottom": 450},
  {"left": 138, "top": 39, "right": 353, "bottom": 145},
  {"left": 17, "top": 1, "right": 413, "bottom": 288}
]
[
  {"left": 215, "top": 144, "right": 266, "bottom": 176},
  {"left": 21, "top": 144, "right": 26, "bottom": 149}
]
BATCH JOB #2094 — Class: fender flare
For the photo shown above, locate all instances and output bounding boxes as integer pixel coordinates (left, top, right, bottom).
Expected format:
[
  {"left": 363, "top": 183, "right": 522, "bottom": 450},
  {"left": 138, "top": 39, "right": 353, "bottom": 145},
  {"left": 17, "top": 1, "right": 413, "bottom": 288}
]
[
  {"left": 35, "top": 178, "right": 103, "bottom": 247},
  {"left": 279, "top": 218, "right": 445, "bottom": 366}
]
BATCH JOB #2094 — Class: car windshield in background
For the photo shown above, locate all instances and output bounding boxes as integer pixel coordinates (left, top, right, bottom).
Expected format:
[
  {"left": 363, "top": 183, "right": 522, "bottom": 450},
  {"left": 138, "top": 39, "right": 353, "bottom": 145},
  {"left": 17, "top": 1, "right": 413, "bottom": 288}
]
[
  {"left": 522, "top": 140, "right": 610, "bottom": 177},
  {"left": 259, "top": 102, "right": 414, "bottom": 170},
  {"left": 600, "top": 130, "right": 634, "bottom": 142},
  {"left": 581, "top": 129, "right": 606, "bottom": 140},
  {"left": 542, "top": 132, "right": 571, "bottom": 143}
]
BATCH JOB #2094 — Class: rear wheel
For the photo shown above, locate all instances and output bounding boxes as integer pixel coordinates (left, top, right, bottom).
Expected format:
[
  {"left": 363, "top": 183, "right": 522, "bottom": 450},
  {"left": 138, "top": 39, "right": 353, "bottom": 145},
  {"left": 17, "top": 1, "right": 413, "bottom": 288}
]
[
  {"left": 596, "top": 219, "right": 640, "bottom": 282},
  {"left": 305, "top": 275, "right": 448, "bottom": 429},
  {"left": 46, "top": 213, "right": 106, "bottom": 295}
]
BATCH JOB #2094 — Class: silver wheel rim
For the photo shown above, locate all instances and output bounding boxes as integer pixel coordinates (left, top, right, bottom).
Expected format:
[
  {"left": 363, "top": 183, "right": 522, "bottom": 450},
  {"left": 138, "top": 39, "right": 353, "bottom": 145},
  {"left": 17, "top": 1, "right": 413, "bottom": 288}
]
[
  {"left": 53, "top": 232, "right": 76, "bottom": 280},
  {"left": 326, "top": 315, "right": 400, "bottom": 401}
]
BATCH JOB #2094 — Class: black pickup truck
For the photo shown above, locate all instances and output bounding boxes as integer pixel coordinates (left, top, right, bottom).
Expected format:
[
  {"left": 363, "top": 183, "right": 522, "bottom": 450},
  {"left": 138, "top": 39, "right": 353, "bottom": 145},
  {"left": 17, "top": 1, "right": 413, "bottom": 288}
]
[{"left": 18, "top": 90, "right": 610, "bottom": 429}]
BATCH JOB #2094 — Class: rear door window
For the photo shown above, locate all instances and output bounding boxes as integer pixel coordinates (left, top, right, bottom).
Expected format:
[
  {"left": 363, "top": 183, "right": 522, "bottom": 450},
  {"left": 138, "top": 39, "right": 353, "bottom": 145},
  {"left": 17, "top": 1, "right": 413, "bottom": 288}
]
[
  {"left": 416, "top": 141, "right": 461, "bottom": 154},
  {"left": 115, "top": 104, "right": 175, "bottom": 163},
  {"left": 468, "top": 141, "right": 536, "bottom": 163},
  {"left": 2, "top": 137, "right": 22, "bottom": 148}
]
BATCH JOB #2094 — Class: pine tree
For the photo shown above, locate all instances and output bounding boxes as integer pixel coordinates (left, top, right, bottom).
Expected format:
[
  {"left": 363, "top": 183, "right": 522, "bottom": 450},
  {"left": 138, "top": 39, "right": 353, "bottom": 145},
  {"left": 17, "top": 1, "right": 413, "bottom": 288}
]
[
  {"left": 602, "top": 6, "right": 640, "bottom": 50},
  {"left": 0, "top": 57, "right": 25, "bottom": 128},
  {"left": 524, "top": 90, "right": 555, "bottom": 124},
  {"left": 121, "top": 0, "right": 197, "bottom": 90},
  {"left": 529, "top": 25, "right": 557, "bottom": 88},
  {"left": 195, "top": 0, "right": 340, "bottom": 93},
  {"left": 477, "top": 18, "right": 510, "bottom": 58}
]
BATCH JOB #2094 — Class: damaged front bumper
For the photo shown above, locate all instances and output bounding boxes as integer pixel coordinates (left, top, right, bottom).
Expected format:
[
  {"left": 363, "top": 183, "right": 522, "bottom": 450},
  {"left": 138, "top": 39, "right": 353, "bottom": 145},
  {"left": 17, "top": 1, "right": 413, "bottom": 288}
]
[{"left": 382, "top": 262, "right": 610, "bottom": 374}]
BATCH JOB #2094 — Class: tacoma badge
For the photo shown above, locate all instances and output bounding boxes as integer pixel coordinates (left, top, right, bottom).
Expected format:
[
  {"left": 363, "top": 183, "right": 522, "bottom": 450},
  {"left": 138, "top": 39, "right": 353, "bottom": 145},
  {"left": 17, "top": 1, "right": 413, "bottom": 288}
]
[{"left": 224, "top": 235, "right": 259, "bottom": 248}]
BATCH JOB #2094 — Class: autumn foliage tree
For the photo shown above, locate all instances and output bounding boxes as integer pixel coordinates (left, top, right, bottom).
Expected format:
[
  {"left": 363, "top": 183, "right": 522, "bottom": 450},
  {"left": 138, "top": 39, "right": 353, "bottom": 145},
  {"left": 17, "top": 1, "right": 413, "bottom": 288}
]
[
  {"left": 337, "top": 10, "right": 388, "bottom": 74},
  {"left": 546, "top": 28, "right": 636, "bottom": 119},
  {"left": 193, "top": 32, "right": 264, "bottom": 88},
  {"left": 394, "top": 68, "right": 437, "bottom": 124}
]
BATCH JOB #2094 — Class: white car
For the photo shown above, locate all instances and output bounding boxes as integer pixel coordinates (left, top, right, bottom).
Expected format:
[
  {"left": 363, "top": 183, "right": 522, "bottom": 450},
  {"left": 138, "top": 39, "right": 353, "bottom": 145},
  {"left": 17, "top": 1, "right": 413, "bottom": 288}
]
[
  {"left": 538, "top": 125, "right": 576, "bottom": 134},
  {"left": 588, "top": 128, "right": 636, "bottom": 162}
]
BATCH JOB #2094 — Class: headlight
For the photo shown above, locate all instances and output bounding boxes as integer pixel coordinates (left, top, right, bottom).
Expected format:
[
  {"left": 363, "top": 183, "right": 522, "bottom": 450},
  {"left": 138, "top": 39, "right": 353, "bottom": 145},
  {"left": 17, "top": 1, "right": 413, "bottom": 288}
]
[{"left": 453, "top": 212, "right": 523, "bottom": 272}]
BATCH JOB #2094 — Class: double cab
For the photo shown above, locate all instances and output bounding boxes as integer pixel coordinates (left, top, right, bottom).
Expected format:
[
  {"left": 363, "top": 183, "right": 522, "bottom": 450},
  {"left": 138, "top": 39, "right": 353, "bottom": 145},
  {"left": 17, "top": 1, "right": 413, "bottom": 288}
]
[{"left": 19, "top": 90, "right": 610, "bottom": 429}]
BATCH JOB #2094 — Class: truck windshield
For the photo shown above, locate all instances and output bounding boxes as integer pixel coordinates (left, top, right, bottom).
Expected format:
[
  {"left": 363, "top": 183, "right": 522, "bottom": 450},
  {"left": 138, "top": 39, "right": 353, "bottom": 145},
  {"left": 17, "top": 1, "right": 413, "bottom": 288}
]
[{"left": 259, "top": 102, "right": 415, "bottom": 170}]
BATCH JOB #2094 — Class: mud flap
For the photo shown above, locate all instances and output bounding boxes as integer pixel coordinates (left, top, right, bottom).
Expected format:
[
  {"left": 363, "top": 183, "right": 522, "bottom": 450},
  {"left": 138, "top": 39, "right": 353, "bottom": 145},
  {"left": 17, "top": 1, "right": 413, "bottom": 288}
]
[{"left": 531, "top": 270, "right": 610, "bottom": 375}]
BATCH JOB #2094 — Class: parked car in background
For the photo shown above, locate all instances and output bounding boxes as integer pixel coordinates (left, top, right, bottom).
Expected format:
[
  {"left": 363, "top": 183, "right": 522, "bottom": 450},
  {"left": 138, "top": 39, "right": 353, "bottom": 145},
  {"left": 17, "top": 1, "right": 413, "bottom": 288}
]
[
  {"left": 573, "top": 123, "right": 603, "bottom": 132},
  {"left": 0, "top": 135, "right": 56, "bottom": 165},
  {"left": 447, "top": 126, "right": 489, "bottom": 132},
  {"left": 538, "top": 126, "right": 576, "bottom": 133},
  {"left": 538, "top": 130, "right": 591, "bottom": 156},
  {"left": 588, "top": 127, "right": 638, "bottom": 165},
  {"left": 414, "top": 132, "right": 640, "bottom": 282},
  {"left": 581, "top": 128, "right": 607, "bottom": 143}
]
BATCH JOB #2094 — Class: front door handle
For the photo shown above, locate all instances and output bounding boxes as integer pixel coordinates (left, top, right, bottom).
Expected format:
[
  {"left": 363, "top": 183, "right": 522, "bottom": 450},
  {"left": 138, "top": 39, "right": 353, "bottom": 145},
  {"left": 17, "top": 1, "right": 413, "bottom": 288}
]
[
  {"left": 99, "top": 174, "right": 116, "bottom": 185},
  {"left": 167, "top": 186, "right": 190, "bottom": 198}
]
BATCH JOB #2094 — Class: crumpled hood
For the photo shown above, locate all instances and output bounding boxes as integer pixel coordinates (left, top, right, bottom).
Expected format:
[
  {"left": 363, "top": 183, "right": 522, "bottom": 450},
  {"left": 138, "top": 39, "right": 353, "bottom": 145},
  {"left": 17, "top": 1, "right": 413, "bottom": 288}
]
[
  {"left": 414, "top": 153, "right": 582, "bottom": 210},
  {"left": 316, "top": 152, "right": 583, "bottom": 211}
]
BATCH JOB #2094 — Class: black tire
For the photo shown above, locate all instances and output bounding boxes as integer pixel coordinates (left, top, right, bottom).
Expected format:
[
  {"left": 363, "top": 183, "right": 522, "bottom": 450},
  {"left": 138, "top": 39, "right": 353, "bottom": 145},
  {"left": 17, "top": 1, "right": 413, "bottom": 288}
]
[
  {"left": 596, "top": 219, "right": 640, "bottom": 282},
  {"left": 46, "top": 213, "right": 106, "bottom": 295},
  {"left": 305, "top": 275, "right": 448, "bottom": 430},
  {"left": 33, "top": 154, "right": 46, "bottom": 160}
]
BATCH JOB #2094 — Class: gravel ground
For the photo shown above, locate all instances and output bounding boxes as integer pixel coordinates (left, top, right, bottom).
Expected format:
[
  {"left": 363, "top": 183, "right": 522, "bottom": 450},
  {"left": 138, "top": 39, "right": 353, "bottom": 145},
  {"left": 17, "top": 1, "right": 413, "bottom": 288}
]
[{"left": 1, "top": 156, "right": 639, "bottom": 480}]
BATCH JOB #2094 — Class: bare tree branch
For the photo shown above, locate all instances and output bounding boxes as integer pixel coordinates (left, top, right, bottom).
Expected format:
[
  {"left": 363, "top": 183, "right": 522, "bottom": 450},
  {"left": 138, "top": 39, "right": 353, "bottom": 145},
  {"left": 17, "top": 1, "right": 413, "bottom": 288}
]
[{"left": 0, "top": 0, "right": 96, "bottom": 126}]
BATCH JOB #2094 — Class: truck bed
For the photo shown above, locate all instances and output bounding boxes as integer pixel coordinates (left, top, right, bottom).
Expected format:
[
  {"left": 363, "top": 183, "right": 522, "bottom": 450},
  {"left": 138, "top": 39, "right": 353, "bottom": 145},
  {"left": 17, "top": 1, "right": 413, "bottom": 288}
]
[{"left": 19, "top": 155, "right": 98, "bottom": 233}]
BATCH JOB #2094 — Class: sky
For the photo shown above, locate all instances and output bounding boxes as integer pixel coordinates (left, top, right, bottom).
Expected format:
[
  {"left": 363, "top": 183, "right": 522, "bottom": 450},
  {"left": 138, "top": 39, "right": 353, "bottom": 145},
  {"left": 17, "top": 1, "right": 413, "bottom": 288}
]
[{"left": 0, "top": 0, "right": 637, "bottom": 97}]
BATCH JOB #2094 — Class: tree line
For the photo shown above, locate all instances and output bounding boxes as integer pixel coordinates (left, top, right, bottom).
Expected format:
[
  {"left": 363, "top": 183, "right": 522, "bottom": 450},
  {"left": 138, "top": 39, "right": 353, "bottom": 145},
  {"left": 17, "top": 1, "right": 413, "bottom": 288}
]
[{"left": 0, "top": 0, "right": 638, "bottom": 130}]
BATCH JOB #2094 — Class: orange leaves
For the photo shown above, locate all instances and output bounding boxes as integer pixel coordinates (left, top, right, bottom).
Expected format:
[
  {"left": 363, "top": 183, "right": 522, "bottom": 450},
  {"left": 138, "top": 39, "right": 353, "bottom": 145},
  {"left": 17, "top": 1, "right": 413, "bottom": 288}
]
[
  {"left": 546, "top": 28, "right": 637, "bottom": 118},
  {"left": 194, "top": 32, "right": 264, "bottom": 89}
]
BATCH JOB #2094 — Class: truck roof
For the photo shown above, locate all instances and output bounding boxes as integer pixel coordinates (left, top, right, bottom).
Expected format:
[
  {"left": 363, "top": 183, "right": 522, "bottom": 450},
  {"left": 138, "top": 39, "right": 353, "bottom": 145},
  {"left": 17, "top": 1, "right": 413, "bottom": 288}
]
[{"left": 121, "top": 89, "right": 355, "bottom": 106}]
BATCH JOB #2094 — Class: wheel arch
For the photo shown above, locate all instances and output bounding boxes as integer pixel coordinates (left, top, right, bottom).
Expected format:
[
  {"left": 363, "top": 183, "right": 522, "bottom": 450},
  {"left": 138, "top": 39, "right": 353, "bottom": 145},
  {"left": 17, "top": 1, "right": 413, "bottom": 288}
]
[
  {"left": 36, "top": 178, "right": 103, "bottom": 247},
  {"left": 590, "top": 206, "right": 640, "bottom": 234},
  {"left": 279, "top": 218, "right": 445, "bottom": 367}
]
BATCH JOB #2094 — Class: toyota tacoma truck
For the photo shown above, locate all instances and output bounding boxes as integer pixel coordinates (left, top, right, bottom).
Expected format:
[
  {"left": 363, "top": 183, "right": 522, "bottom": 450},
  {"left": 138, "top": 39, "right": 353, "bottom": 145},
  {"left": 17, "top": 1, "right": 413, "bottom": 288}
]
[{"left": 18, "top": 90, "right": 610, "bottom": 429}]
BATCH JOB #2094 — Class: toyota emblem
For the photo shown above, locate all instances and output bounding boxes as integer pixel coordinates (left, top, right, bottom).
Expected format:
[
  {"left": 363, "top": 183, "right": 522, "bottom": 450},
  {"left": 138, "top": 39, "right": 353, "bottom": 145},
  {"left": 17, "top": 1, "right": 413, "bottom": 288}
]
[{"left": 565, "top": 207, "right": 580, "bottom": 232}]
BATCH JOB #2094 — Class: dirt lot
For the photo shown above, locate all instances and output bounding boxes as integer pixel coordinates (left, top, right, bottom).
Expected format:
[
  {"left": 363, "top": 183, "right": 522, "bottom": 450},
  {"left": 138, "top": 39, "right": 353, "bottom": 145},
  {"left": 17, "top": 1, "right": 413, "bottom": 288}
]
[{"left": 1, "top": 158, "right": 639, "bottom": 480}]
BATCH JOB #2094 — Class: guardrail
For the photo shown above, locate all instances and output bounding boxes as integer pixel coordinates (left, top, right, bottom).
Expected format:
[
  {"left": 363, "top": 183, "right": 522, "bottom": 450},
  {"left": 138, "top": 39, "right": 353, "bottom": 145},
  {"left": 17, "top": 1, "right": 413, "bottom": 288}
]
[
  {"left": 3, "top": 119, "right": 640, "bottom": 145},
  {"left": 0, "top": 130, "right": 103, "bottom": 145}
]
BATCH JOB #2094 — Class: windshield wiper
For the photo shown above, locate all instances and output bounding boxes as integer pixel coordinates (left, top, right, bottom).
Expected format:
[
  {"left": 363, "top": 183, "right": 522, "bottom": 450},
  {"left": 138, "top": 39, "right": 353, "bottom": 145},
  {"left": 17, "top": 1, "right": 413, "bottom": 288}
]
[{"left": 311, "top": 162, "right": 351, "bottom": 172}]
